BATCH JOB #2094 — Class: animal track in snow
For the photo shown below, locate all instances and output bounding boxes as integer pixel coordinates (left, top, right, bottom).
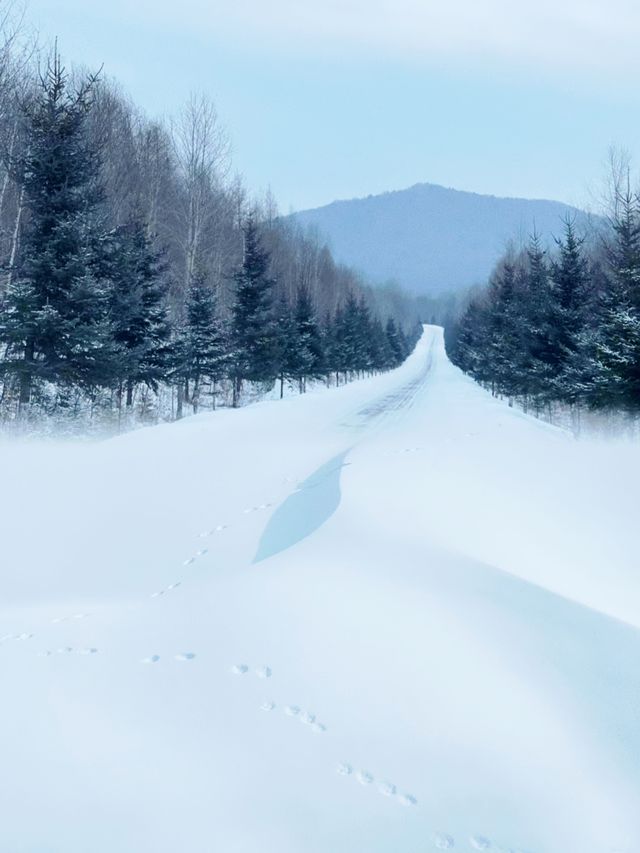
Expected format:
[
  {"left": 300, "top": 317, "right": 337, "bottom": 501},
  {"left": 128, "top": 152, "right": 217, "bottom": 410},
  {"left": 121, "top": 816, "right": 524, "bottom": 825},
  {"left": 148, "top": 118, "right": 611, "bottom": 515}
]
[
  {"left": 260, "top": 701, "right": 276, "bottom": 711},
  {"left": 139, "top": 653, "right": 195, "bottom": 664},
  {"left": 433, "top": 834, "right": 455, "bottom": 849},
  {"left": 279, "top": 703, "right": 326, "bottom": 732},
  {"left": 151, "top": 581, "right": 182, "bottom": 598},
  {"left": 51, "top": 613, "right": 89, "bottom": 624},
  {"left": 243, "top": 503, "right": 273, "bottom": 515},
  {"left": 339, "top": 763, "right": 416, "bottom": 807},
  {"left": 1, "top": 632, "right": 34, "bottom": 644},
  {"left": 199, "top": 524, "right": 229, "bottom": 538},
  {"left": 39, "top": 646, "right": 98, "bottom": 657},
  {"left": 230, "top": 663, "right": 272, "bottom": 679},
  {"left": 183, "top": 547, "right": 208, "bottom": 567}
]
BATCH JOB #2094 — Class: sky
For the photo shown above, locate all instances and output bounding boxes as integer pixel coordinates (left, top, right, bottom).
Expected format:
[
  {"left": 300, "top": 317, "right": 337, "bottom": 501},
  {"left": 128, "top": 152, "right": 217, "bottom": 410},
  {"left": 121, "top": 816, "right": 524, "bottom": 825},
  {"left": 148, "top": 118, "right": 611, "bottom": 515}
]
[{"left": 21, "top": 0, "right": 640, "bottom": 212}]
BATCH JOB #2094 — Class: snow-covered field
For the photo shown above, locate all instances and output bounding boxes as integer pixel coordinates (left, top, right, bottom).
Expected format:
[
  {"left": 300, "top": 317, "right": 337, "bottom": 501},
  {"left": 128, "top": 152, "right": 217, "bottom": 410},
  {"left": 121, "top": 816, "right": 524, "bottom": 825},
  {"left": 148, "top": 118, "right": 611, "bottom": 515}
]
[{"left": 1, "top": 326, "right": 639, "bottom": 853}]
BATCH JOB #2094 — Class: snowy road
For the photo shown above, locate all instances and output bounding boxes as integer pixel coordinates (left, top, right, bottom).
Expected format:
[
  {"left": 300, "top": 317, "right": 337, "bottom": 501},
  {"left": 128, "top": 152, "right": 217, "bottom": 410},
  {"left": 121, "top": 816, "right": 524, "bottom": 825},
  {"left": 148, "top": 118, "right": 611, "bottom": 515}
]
[{"left": 1, "top": 327, "right": 640, "bottom": 853}]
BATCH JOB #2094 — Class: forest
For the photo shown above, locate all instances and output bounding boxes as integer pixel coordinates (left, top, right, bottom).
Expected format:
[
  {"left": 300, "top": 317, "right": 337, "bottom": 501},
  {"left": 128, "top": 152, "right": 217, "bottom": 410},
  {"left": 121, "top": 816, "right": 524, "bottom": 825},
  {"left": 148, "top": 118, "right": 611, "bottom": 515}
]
[
  {"left": 446, "top": 174, "right": 640, "bottom": 426},
  {"left": 0, "top": 25, "right": 421, "bottom": 432}
]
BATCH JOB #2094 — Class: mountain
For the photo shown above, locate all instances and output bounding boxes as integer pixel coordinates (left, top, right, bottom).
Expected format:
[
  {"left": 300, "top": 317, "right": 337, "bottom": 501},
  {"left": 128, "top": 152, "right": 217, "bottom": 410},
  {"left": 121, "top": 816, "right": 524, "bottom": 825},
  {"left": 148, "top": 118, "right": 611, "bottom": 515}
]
[{"left": 289, "top": 182, "right": 592, "bottom": 295}]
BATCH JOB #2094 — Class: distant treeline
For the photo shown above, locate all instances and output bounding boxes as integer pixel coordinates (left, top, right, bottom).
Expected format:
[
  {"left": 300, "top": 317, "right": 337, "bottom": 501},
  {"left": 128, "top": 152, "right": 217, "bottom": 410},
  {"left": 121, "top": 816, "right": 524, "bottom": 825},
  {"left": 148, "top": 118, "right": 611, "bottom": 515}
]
[
  {"left": 446, "top": 186, "right": 640, "bottom": 419},
  {"left": 0, "top": 35, "right": 421, "bottom": 428}
]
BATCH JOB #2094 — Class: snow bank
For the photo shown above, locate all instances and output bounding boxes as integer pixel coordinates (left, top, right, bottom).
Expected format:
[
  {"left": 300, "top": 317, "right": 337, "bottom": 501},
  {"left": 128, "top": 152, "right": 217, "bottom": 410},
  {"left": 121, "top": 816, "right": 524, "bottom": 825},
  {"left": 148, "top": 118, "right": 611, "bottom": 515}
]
[{"left": 1, "top": 327, "right": 638, "bottom": 853}]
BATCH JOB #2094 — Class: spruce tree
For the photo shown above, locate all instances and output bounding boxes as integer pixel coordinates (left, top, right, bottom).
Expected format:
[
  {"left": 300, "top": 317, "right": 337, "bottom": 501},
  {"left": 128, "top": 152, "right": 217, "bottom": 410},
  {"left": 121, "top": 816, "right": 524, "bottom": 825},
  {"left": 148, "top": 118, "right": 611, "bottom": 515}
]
[
  {"left": 367, "top": 316, "right": 392, "bottom": 371},
  {"left": 385, "top": 317, "right": 404, "bottom": 367},
  {"left": 108, "top": 215, "right": 172, "bottom": 409},
  {"left": 521, "top": 235, "right": 555, "bottom": 405},
  {"left": 229, "top": 216, "right": 278, "bottom": 406},
  {"left": 274, "top": 298, "right": 297, "bottom": 398},
  {"left": 180, "top": 273, "right": 226, "bottom": 412},
  {"left": 0, "top": 54, "right": 113, "bottom": 411},
  {"left": 289, "top": 287, "right": 325, "bottom": 392},
  {"left": 548, "top": 219, "right": 591, "bottom": 403},
  {"left": 485, "top": 261, "right": 523, "bottom": 398},
  {"left": 582, "top": 193, "right": 640, "bottom": 411}
]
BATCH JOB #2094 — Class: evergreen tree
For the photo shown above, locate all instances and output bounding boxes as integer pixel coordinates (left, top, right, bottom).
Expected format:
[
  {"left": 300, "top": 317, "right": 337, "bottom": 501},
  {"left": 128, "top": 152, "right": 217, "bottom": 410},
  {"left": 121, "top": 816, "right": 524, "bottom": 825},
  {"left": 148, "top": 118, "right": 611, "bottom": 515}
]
[
  {"left": 367, "top": 316, "right": 393, "bottom": 371},
  {"left": 323, "top": 308, "right": 344, "bottom": 385},
  {"left": 175, "top": 272, "right": 226, "bottom": 413},
  {"left": 548, "top": 219, "right": 591, "bottom": 403},
  {"left": 484, "top": 260, "right": 523, "bottom": 397},
  {"left": 107, "top": 214, "right": 172, "bottom": 409},
  {"left": 274, "top": 298, "right": 297, "bottom": 398},
  {"left": 451, "top": 298, "right": 491, "bottom": 382},
  {"left": 229, "top": 216, "right": 278, "bottom": 406},
  {"left": 520, "top": 235, "right": 555, "bottom": 404},
  {"left": 336, "top": 293, "right": 372, "bottom": 376},
  {"left": 581, "top": 193, "right": 640, "bottom": 411},
  {"left": 385, "top": 317, "right": 405, "bottom": 367},
  {"left": 289, "top": 287, "right": 325, "bottom": 392},
  {"left": 0, "top": 54, "right": 113, "bottom": 410}
]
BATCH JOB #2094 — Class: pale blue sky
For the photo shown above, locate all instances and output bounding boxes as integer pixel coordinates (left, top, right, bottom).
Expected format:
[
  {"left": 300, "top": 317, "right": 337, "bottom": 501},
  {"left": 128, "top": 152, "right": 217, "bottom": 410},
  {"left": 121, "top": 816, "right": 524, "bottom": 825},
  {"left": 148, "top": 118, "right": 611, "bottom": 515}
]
[{"left": 24, "top": 0, "right": 640, "bottom": 212}]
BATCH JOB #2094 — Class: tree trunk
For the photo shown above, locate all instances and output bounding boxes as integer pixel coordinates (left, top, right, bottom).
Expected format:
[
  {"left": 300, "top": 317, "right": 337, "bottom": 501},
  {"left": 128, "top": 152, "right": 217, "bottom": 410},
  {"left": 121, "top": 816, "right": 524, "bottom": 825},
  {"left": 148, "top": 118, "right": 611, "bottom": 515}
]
[
  {"left": 6, "top": 182, "right": 25, "bottom": 292},
  {"left": 18, "top": 340, "right": 34, "bottom": 414},
  {"left": 176, "top": 383, "right": 184, "bottom": 420},
  {"left": 232, "top": 376, "right": 242, "bottom": 408},
  {"left": 192, "top": 377, "right": 199, "bottom": 414}
]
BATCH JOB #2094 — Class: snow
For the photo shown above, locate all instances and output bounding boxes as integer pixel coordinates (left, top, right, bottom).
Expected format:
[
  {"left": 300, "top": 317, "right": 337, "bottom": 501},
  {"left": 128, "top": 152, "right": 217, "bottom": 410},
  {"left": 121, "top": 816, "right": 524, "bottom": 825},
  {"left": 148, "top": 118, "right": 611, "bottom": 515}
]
[{"left": 1, "top": 325, "right": 639, "bottom": 853}]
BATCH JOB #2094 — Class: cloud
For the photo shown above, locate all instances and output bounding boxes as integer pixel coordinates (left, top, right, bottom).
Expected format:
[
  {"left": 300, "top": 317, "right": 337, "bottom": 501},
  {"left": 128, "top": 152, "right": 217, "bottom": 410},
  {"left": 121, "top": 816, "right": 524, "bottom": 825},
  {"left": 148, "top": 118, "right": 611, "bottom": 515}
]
[{"left": 131, "top": 0, "right": 640, "bottom": 79}]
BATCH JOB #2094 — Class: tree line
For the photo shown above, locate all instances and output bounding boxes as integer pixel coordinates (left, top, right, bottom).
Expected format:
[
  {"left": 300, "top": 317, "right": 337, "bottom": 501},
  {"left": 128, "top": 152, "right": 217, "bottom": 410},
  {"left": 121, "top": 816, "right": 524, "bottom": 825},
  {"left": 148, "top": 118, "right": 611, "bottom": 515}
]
[
  {"left": 446, "top": 185, "right": 640, "bottom": 420},
  {"left": 0, "top": 42, "right": 420, "bottom": 428}
]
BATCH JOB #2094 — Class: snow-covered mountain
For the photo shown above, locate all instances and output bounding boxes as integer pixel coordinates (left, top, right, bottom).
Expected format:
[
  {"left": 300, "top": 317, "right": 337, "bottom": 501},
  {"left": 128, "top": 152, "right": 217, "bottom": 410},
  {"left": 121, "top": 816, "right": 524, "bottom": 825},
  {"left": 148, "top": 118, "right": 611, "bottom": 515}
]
[
  {"left": 289, "top": 183, "right": 593, "bottom": 295},
  {"left": 1, "top": 328, "right": 639, "bottom": 853}
]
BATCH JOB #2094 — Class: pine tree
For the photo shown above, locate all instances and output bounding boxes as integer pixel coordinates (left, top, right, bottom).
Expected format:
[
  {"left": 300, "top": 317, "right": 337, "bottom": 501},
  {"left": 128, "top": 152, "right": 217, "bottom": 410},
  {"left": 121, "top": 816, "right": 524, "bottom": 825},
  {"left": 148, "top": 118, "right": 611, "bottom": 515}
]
[
  {"left": 322, "top": 308, "right": 343, "bottom": 385},
  {"left": 337, "top": 293, "right": 372, "bottom": 376},
  {"left": 581, "top": 192, "right": 640, "bottom": 411},
  {"left": 180, "top": 273, "right": 226, "bottom": 413},
  {"left": 229, "top": 216, "right": 278, "bottom": 407},
  {"left": 521, "top": 235, "right": 555, "bottom": 405},
  {"left": 385, "top": 317, "right": 405, "bottom": 367},
  {"left": 289, "top": 287, "right": 325, "bottom": 392},
  {"left": 548, "top": 219, "right": 591, "bottom": 403},
  {"left": 0, "top": 54, "right": 113, "bottom": 411},
  {"left": 106, "top": 214, "right": 172, "bottom": 410},
  {"left": 451, "top": 298, "right": 491, "bottom": 382},
  {"left": 484, "top": 261, "right": 522, "bottom": 397},
  {"left": 367, "top": 316, "right": 392, "bottom": 371},
  {"left": 274, "top": 298, "right": 297, "bottom": 398}
]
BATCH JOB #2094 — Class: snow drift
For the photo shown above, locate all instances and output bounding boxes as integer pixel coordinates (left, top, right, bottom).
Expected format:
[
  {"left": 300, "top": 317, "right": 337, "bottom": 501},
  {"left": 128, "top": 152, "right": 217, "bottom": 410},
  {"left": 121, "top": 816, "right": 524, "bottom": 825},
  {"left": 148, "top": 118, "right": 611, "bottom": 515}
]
[{"left": 1, "top": 326, "right": 639, "bottom": 853}]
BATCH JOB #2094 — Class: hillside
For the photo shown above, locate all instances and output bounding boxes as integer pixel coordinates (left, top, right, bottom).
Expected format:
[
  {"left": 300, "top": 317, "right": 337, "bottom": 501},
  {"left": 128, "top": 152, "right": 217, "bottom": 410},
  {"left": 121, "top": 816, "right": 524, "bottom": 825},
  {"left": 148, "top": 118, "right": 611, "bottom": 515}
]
[{"left": 289, "top": 183, "right": 592, "bottom": 295}]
